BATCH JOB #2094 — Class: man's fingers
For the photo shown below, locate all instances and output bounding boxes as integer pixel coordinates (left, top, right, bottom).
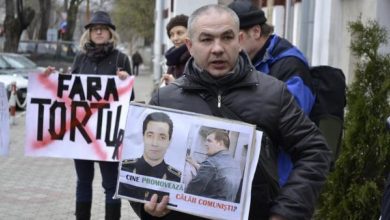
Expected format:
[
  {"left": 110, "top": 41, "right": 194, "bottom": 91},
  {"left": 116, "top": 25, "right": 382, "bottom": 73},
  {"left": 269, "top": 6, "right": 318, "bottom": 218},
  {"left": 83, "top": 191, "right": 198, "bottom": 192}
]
[
  {"left": 116, "top": 70, "right": 129, "bottom": 80},
  {"left": 144, "top": 194, "right": 170, "bottom": 217},
  {"left": 43, "top": 66, "right": 55, "bottom": 76},
  {"left": 144, "top": 194, "right": 158, "bottom": 213},
  {"left": 156, "top": 195, "right": 169, "bottom": 212}
]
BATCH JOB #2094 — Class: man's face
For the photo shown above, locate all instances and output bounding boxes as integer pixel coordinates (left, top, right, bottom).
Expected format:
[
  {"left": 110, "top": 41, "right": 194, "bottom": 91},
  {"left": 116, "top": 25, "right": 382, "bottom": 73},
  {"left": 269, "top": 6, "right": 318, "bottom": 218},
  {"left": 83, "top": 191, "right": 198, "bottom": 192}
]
[
  {"left": 205, "top": 133, "right": 223, "bottom": 156},
  {"left": 186, "top": 11, "right": 241, "bottom": 78},
  {"left": 239, "top": 28, "right": 259, "bottom": 60},
  {"left": 143, "top": 121, "right": 171, "bottom": 163}
]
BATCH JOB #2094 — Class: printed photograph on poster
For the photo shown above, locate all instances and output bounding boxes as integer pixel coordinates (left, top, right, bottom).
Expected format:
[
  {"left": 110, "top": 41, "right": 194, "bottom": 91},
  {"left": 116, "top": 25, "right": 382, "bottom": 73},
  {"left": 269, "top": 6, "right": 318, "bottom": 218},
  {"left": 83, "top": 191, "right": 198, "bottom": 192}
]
[
  {"left": 24, "top": 73, "right": 134, "bottom": 161},
  {"left": 0, "top": 82, "right": 10, "bottom": 156},
  {"left": 115, "top": 103, "right": 260, "bottom": 220}
]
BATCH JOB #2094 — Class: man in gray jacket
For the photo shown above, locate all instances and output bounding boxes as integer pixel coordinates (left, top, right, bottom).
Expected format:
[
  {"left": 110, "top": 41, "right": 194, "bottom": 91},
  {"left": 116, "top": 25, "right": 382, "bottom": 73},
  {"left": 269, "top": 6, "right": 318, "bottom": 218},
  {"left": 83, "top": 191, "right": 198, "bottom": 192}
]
[
  {"left": 130, "top": 4, "right": 331, "bottom": 220},
  {"left": 185, "top": 129, "right": 242, "bottom": 202}
]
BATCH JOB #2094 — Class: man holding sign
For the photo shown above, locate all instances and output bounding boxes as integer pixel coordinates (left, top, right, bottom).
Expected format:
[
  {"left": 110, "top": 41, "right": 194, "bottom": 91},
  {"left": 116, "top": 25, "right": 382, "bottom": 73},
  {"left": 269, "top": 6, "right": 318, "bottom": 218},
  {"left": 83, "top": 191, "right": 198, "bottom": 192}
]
[{"left": 142, "top": 4, "right": 331, "bottom": 220}]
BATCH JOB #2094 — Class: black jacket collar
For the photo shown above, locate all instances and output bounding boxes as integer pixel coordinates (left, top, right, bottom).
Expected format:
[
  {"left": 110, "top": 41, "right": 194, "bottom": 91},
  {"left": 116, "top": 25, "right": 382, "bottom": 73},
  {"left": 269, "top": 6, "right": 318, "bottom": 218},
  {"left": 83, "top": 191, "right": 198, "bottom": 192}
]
[{"left": 175, "top": 51, "right": 259, "bottom": 92}]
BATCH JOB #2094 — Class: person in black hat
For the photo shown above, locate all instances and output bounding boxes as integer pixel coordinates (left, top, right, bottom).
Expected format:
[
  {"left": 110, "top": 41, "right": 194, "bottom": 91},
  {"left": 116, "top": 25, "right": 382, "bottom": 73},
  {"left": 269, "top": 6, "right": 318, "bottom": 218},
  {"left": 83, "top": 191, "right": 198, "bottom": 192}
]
[
  {"left": 160, "top": 14, "right": 191, "bottom": 85},
  {"left": 228, "top": 1, "right": 315, "bottom": 187},
  {"left": 44, "top": 10, "right": 133, "bottom": 220}
]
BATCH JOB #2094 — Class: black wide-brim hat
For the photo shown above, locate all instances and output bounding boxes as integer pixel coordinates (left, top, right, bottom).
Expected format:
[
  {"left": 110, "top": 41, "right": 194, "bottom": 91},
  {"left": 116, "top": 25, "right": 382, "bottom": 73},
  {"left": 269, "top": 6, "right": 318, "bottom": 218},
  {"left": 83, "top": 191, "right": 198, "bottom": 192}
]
[{"left": 84, "top": 11, "right": 116, "bottom": 30}]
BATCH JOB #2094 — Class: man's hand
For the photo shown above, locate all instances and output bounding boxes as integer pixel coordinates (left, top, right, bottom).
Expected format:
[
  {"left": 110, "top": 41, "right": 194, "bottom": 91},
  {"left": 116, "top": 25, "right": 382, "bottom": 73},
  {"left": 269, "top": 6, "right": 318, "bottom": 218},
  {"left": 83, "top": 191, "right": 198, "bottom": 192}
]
[
  {"left": 116, "top": 68, "right": 129, "bottom": 80},
  {"left": 161, "top": 73, "right": 175, "bottom": 85},
  {"left": 186, "top": 156, "right": 200, "bottom": 170},
  {"left": 43, "top": 66, "right": 56, "bottom": 76},
  {"left": 144, "top": 194, "right": 171, "bottom": 217}
]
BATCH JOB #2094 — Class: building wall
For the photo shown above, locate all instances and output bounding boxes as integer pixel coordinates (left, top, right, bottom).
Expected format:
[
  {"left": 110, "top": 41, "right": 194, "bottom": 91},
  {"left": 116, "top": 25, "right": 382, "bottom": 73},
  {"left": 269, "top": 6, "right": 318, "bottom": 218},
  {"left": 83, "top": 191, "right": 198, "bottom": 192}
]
[
  {"left": 163, "top": 0, "right": 218, "bottom": 50},
  {"left": 157, "top": 0, "right": 389, "bottom": 84},
  {"left": 377, "top": 0, "right": 390, "bottom": 55},
  {"left": 310, "top": 0, "right": 388, "bottom": 84}
]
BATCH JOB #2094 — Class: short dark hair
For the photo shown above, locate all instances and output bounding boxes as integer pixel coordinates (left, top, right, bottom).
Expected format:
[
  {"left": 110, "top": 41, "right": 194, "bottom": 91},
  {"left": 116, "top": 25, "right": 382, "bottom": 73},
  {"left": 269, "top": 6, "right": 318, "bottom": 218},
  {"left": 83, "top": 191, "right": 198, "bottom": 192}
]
[
  {"left": 166, "top": 14, "right": 189, "bottom": 37},
  {"left": 188, "top": 4, "right": 239, "bottom": 40},
  {"left": 241, "top": 22, "right": 274, "bottom": 38},
  {"left": 208, "top": 129, "right": 230, "bottom": 149},
  {"left": 260, "top": 23, "right": 274, "bottom": 37},
  {"left": 143, "top": 112, "right": 174, "bottom": 140}
]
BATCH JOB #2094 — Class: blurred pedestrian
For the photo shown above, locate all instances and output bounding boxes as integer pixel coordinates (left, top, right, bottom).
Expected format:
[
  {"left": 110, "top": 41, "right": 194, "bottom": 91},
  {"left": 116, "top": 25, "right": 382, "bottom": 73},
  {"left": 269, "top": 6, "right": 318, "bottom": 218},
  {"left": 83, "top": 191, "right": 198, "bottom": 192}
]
[{"left": 132, "top": 51, "right": 143, "bottom": 76}]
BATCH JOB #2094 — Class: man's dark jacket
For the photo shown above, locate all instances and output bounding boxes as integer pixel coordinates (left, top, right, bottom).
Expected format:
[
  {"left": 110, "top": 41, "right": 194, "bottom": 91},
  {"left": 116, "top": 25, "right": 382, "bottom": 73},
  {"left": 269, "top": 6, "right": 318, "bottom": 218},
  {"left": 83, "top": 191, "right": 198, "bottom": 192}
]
[{"left": 134, "top": 52, "right": 331, "bottom": 220}]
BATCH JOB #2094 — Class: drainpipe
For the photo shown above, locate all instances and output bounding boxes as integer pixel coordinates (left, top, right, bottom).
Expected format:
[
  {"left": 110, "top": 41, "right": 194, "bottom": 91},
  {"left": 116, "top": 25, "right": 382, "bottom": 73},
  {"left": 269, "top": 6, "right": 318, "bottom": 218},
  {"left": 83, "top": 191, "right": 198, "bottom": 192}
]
[
  {"left": 153, "top": 0, "right": 164, "bottom": 83},
  {"left": 284, "top": 0, "right": 293, "bottom": 41}
]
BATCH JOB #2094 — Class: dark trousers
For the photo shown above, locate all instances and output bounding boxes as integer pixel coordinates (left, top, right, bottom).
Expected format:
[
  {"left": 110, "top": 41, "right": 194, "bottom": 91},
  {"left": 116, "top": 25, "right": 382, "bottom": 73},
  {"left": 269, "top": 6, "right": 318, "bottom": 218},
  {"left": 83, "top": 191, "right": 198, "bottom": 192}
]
[
  {"left": 132, "top": 64, "right": 140, "bottom": 76},
  {"left": 74, "top": 159, "right": 120, "bottom": 203},
  {"left": 74, "top": 159, "right": 121, "bottom": 219}
]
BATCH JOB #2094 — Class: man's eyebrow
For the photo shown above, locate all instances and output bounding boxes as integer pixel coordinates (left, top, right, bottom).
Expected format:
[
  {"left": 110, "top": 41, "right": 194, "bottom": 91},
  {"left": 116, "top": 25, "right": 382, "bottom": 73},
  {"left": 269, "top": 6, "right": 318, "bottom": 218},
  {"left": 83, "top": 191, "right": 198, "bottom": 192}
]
[
  {"left": 222, "top": 30, "right": 235, "bottom": 35},
  {"left": 198, "top": 29, "right": 236, "bottom": 38},
  {"left": 198, "top": 32, "right": 214, "bottom": 38}
]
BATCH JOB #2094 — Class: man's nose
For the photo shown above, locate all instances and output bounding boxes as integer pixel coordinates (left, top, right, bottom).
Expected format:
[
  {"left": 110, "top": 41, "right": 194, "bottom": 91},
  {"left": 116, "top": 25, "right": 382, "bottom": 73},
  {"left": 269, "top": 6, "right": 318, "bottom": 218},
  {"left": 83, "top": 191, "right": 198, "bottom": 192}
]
[
  {"left": 151, "top": 137, "right": 159, "bottom": 146},
  {"left": 211, "top": 39, "right": 223, "bottom": 54}
]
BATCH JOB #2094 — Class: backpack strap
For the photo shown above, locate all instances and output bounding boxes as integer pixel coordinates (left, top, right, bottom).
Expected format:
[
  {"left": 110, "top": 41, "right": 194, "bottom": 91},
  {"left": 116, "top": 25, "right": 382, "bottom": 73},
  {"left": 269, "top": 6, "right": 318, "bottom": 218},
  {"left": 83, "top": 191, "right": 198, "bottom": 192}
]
[{"left": 255, "top": 35, "right": 309, "bottom": 74}]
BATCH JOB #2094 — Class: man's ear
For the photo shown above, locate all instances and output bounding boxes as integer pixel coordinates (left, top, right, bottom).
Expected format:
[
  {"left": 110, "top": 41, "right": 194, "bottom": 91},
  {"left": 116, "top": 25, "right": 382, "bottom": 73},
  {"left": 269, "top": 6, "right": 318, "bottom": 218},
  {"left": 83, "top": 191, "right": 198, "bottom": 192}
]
[
  {"left": 239, "top": 31, "right": 244, "bottom": 44},
  {"left": 253, "top": 25, "right": 262, "bottom": 39},
  {"left": 185, "top": 38, "right": 193, "bottom": 55}
]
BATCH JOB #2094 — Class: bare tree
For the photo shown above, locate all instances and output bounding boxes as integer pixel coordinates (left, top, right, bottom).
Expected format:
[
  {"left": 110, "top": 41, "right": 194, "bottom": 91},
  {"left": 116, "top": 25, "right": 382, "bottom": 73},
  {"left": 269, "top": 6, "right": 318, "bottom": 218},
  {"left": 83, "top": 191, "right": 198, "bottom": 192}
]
[
  {"left": 4, "top": 0, "right": 35, "bottom": 52},
  {"left": 37, "top": 0, "right": 51, "bottom": 40},
  {"left": 113, "top": 0, "right": 155, "bottom": 45},
  {"left": 63, "top": 0, "right": 83, "bottom": 41}
]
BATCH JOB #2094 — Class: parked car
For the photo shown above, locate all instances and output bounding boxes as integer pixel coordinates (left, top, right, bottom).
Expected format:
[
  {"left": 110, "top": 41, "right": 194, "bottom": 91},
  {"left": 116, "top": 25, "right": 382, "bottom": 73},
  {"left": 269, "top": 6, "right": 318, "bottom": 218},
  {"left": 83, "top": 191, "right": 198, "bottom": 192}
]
[
  {"left": 0, "top": 52, "right": 45, "bottom": 78},
  {"left": 18, "top": 40, "right": 78, "bottom": 71},
  {"left": 0, "top": 71, "right": 28, "bottom": 109}
]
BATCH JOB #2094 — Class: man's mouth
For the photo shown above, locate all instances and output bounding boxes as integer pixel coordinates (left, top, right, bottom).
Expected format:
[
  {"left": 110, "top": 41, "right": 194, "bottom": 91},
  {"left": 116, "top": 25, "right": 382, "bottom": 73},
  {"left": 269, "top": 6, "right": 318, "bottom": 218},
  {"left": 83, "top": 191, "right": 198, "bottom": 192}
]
[{"left": 211, "top": 60, "right": 226, "bottom": 69}]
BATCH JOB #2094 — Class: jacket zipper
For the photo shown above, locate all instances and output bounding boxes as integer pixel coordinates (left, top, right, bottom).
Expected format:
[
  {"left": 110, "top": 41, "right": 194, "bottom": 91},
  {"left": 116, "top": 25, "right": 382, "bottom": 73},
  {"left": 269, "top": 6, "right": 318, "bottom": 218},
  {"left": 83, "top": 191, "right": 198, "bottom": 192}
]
[{"left": 217, "top": 92, "right": 221, "bottom": 108}]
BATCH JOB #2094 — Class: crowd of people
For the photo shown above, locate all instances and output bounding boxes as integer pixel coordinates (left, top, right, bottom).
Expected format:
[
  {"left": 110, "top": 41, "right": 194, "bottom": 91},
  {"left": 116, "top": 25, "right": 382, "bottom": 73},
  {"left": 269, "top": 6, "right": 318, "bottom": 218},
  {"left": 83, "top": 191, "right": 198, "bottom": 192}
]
[{"left": 41, "top": 2, "right": 388, "bottom": 220}]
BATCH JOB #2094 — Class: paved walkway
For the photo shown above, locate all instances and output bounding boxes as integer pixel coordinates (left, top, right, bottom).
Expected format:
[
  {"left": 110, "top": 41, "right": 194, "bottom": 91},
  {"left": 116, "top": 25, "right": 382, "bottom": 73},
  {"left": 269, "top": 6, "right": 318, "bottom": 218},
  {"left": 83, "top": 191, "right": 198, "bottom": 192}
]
[{"left": 0, "top": 69, "right": 154, "bottom": 220}]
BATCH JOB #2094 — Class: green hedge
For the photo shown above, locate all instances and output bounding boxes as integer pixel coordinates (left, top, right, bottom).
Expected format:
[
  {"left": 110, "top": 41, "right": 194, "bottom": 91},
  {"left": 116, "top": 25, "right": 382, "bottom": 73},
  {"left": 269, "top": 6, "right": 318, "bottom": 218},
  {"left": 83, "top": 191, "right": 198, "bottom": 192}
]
[{"left": 316, "top": 18, "right": 390, "bottom": 220}]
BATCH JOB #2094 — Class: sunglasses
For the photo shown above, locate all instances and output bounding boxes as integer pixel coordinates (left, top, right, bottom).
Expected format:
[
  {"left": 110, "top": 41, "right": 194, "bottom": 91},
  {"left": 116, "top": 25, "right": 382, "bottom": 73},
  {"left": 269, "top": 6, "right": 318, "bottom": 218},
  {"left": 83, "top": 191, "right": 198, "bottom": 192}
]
[{"left": 90, "top": 26, "right": 109, "bottom": 32}]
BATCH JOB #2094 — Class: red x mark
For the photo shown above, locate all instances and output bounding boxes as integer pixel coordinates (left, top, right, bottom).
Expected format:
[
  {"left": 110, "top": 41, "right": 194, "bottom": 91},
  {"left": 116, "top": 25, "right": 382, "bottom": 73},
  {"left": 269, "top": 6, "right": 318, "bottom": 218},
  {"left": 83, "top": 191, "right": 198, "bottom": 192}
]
[{"left": 30, "top": 74, "right": 134, "bottom": 161}]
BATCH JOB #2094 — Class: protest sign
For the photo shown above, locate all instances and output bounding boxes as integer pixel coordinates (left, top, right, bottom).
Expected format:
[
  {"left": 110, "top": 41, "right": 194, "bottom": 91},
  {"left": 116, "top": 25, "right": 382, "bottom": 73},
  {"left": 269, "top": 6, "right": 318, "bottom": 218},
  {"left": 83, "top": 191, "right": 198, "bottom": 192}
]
[
  {"left": 24, "top": 73, "right": 134, "bottom": 161},
  {"left": 0, "top": 82, "right": 9, "bottom": 156},
  {"left": 115, "top": 103, "right": 261, "bottom": 219}
]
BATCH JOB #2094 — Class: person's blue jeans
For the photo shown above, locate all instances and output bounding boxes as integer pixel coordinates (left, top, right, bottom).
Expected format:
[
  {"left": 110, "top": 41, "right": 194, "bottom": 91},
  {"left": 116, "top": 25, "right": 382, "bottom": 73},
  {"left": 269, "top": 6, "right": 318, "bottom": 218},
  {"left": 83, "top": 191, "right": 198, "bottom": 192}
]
[{"left": 74, "top": 159, "right": 121, "bottom": 204}]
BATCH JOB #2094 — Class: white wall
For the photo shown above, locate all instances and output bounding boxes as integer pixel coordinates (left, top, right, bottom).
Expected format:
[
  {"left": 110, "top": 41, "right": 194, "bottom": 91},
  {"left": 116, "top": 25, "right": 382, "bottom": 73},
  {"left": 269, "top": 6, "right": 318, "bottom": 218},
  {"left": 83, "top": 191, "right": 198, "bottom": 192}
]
[
  {"left": 174, "top": 0, "right": 217, "bottom": 17},
  {"left": 312, "top": 0, "right": 332, "bottom": 66},
  {"left": 338, "top": 0, "right": 377, "bottom": 84},
  {"left": 292, "top": 2, "right": 302, "bottom": 46},
  {"left": 163, "top": 0, "right": 218, "bottom": 49},
  {"left": 262, "top": 5, "right": 286, "bottom": 38},
  {"left": 377, "top": 0, "right": 390, "bottom": 55}
]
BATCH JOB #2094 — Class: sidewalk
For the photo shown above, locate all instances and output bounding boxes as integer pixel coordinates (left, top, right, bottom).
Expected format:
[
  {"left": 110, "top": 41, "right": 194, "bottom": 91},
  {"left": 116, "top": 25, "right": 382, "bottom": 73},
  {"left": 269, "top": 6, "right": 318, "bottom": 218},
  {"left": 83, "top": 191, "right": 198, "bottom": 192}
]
[{"left": 0, "top": 70, "right": 154, "bottom": 220}]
